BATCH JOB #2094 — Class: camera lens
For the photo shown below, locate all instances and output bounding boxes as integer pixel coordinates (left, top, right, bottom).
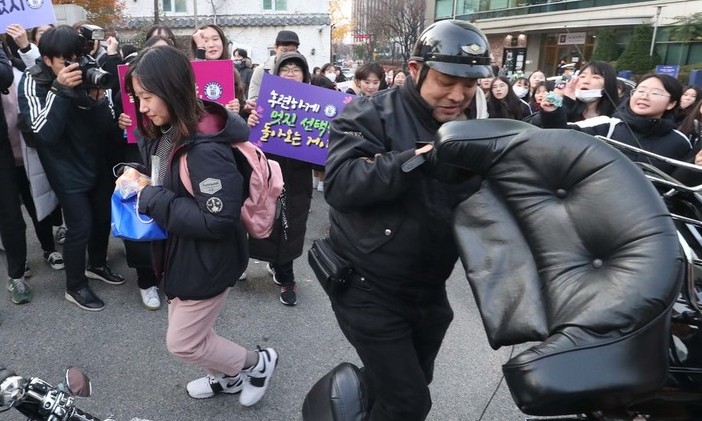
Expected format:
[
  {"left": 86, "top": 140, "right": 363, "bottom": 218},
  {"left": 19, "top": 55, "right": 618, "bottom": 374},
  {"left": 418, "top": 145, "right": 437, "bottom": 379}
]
[{"left": 86, "top": 67, "right": 113, "bottom": 89}]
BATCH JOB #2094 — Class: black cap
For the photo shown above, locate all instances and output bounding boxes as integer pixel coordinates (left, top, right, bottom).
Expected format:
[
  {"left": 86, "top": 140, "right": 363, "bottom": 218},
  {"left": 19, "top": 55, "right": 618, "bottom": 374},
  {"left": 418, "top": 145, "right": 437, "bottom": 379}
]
[{"left": 275, "top": 30, "right": 300, "bottom": 46}]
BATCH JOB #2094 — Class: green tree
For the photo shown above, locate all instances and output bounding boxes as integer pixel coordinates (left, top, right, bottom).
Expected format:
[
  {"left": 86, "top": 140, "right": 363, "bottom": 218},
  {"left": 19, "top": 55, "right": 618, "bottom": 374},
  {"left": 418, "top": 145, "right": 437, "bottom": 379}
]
[
  {"left": 616, "top": 25, "right": 661, "bottom": 74},
  {"left": 670, "top": 12, "right": 702, "bottom": 43},
  {"left": 590, "top": 29, "right": 621, "bottom": 63},
  {"left": 669, "top": 12, "right": 702, "bottom": 64}
]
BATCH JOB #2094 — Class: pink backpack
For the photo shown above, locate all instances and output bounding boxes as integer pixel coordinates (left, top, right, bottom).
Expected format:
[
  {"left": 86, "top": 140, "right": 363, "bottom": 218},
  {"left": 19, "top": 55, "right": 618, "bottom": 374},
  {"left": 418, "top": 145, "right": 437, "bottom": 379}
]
[{"left": 179, "top": 141, "right": 285, "bottom": 239}]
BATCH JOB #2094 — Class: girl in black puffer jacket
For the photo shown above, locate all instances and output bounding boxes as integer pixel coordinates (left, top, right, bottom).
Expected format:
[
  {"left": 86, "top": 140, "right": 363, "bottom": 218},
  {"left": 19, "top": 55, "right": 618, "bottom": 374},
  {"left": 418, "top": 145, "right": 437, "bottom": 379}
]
[{"left": 541, "top": 73, "right": 691, "bottom": 174}]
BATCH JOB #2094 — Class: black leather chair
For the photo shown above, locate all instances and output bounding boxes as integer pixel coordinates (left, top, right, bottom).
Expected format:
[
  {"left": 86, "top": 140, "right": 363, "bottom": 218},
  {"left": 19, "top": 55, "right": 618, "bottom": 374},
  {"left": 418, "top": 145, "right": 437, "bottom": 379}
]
[{"left": 435, "top": 119, "right": 683, "bottom": 415}]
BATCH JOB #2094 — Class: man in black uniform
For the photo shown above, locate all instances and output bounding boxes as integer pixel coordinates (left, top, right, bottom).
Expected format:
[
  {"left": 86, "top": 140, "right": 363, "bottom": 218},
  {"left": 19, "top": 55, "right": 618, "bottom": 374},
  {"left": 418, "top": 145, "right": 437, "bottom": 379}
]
[{"left": 323, "top": 20, "right": 493, "bottom": 420}]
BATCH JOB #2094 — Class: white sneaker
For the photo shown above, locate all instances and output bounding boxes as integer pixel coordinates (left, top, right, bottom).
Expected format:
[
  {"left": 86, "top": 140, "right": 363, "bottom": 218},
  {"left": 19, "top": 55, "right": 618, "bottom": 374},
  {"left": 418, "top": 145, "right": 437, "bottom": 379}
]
[
  {"left": 139, "top": 287, "right": 161, "bottom": 310},
  {"left": 45, "top": 251, "right": 65, "bottom": 270},
  {"left": 317, "top": 181, "right": 324, "bottom": 192},
  {"left": 239, "top": 347, "right": 278, "bottom": 407},
  {"left": 187, "top": 373, "right": 243, "bottom": 399}
]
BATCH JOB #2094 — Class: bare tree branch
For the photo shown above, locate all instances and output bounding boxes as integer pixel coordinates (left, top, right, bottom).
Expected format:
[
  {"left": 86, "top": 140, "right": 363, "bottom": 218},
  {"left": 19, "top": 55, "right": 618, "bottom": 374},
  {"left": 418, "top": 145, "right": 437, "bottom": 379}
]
[{"left": 365, "top": 0, "right": 425, "bottom": 65}]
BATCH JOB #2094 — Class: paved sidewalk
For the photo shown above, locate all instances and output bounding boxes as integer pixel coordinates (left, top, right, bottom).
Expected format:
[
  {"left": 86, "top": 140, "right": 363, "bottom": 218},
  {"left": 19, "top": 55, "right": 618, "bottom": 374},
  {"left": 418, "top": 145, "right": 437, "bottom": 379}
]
[{"left": 0, "top": 190, "right": 525, "bottom": 421}]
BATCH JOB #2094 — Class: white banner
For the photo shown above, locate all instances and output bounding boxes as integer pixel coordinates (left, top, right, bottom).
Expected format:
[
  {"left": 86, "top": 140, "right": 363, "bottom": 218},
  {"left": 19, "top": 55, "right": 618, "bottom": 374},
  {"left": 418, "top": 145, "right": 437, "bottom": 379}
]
[{"left": 557, "top": 32, "right": 587, "bottom": 45}]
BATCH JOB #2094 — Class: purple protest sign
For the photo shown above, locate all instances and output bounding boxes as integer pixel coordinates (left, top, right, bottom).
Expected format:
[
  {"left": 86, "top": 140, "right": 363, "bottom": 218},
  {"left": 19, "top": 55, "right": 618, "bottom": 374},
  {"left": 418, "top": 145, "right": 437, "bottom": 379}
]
[
  {"left": 118, "top": 60, "right": 235, "bottom": 144},
  {"left": 249, "top": 73, "right": 354, "bottom": 165},
  {"left": 0, "top": 0, "right": 56, "bottom": 32}
]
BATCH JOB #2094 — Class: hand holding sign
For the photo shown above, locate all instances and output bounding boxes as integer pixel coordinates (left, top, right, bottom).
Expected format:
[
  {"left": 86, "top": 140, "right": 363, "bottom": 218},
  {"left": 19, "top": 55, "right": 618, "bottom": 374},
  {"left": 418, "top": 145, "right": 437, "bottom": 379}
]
[{"left": 6, "top": 24, "right": 29, "bottom": 49}]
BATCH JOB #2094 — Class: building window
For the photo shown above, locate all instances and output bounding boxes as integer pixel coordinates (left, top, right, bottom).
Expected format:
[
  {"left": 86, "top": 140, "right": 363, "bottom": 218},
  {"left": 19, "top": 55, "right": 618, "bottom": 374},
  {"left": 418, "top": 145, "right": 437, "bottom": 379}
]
[
  {"left": 435, "top": 0, "right": 454, "bottom": 18},
  {"left": 163, "top": 0, "right": 186, "bottom": 13},
  {"left": 263, "top": 0, "right": 287, "bottom": 11}
]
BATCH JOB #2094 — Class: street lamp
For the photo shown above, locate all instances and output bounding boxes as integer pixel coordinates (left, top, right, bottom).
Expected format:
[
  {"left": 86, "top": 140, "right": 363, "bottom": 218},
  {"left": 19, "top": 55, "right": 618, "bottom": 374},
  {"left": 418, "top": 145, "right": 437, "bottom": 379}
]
[
  {"left": 330, "top": 24, "right": 336, "bottom": 64},
  {"left": 650, "top": 5, "right": 663, "bottom": 57}
]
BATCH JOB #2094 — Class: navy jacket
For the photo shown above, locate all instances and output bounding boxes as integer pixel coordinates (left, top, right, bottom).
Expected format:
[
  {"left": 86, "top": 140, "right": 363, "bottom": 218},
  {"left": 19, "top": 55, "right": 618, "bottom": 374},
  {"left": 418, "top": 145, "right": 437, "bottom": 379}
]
[{"left": 137, "top": 102, "right": 250, "bottom": 300}]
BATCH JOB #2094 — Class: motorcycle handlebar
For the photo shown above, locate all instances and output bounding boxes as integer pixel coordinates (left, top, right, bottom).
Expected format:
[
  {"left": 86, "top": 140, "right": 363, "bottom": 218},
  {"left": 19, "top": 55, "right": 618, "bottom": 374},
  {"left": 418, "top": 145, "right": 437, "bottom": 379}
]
[{"left": 0, "top": 371, "right": 102, "bottom": 421}]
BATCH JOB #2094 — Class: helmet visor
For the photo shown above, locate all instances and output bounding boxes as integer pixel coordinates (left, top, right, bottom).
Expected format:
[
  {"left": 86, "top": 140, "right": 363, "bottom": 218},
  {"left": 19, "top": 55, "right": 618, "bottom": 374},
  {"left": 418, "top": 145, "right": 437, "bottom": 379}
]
[{"left": 425, "top": 60, "right": 493, "bottom": 79}]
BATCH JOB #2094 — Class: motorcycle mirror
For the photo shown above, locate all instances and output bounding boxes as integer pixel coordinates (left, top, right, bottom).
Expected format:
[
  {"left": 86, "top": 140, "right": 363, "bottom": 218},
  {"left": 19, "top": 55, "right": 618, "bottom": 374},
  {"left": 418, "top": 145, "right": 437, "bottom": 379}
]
[{"left": 65, "top": 367, "right": 92, "bottom": 397}]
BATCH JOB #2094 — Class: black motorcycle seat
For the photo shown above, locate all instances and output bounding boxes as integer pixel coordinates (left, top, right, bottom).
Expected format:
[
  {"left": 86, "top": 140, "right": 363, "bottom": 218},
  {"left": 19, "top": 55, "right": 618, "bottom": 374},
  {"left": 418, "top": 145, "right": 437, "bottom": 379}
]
[{"left": 437, "top": 120, "right": 683, "bottom": 416}]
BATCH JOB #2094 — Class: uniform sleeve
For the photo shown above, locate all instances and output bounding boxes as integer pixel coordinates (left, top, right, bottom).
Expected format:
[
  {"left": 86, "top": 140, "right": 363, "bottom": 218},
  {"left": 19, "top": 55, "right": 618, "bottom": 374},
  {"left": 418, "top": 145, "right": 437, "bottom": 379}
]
[
  {"left": 324, "top": 96, "right": 420, "bottom": 212},
  {"left": 17, "top": 72, "right": 71, "bottom": 147},
  {"left": 138, "top": 143, "right": 244, "bottom": 239},
  {"left": 18, "top": 44, "right": 40, "bottom": 69}
]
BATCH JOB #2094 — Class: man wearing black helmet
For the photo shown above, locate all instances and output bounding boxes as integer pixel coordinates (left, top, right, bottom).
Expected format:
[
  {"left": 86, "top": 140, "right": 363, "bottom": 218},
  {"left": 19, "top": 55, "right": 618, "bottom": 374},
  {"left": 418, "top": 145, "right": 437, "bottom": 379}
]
[{"left": 321, "top": 20, "right": 491, "bottom": 420}]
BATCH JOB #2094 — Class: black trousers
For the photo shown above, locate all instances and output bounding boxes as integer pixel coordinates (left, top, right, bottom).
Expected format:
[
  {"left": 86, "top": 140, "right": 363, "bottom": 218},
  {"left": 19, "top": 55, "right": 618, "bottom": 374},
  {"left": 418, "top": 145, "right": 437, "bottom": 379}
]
[
  {"left": 330, "top": 273, "right": 454, "bottom": 421},
  {"left": 55, "top": 174, "right": 113, "bottom": 290},
  {"left": 0, "top": 138, "right": 26, "bottom": 279}
]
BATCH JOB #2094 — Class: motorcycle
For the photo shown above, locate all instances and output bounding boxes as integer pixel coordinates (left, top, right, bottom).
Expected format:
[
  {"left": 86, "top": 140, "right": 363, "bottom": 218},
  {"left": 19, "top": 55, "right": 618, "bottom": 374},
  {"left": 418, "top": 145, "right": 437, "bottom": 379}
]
[
  {"left": 302, "top": 120, "right": 702, "bottom": 421},
  {"left": 0, "top": 366, "right": 151, "bottom": 421}
]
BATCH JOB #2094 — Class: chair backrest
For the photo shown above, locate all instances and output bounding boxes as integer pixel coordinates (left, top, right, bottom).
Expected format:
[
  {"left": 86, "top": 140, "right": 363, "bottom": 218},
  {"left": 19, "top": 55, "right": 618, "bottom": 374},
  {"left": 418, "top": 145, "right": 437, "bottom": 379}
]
[{"left": 436, "top": 120, "right": 683, "bottom": 415}]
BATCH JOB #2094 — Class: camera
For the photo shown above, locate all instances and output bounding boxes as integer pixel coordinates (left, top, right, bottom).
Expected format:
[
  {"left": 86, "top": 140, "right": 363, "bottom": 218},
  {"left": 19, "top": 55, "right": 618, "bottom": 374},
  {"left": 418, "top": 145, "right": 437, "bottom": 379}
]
[{"left": 66, "top": 24, "right": 113, "bottom": 90}]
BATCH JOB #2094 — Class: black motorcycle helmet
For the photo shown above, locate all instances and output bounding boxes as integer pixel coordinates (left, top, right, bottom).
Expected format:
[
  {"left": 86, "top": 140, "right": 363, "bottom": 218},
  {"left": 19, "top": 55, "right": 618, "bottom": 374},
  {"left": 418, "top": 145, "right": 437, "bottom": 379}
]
[{"left": 411, "top": 20, "right": 492, "bottom": 88}]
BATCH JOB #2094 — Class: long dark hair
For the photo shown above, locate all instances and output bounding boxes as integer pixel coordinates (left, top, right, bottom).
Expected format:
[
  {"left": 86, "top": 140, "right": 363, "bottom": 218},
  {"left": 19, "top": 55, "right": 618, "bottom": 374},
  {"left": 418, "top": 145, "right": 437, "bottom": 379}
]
[
  {"left": 125, "top": 46, "right": 204, "bottom": 145},
  {"left": 679, "top": 96, "right": 702, "bottom": 138},
  {"left": 190, "top": 24, "right": 229, "bottom": 60},
  {"left": 487, "top": 76, "right": 528, "bottom": 120},
  {"left": 570, "top": 61, "right": 619, "bottom": 120}
]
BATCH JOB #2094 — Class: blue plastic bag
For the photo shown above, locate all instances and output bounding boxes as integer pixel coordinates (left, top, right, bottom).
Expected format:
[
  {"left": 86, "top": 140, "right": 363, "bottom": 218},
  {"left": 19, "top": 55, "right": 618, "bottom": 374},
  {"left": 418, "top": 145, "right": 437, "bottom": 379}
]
[{"left": 110, "top": 189, "right": 167, "bottom": 241}]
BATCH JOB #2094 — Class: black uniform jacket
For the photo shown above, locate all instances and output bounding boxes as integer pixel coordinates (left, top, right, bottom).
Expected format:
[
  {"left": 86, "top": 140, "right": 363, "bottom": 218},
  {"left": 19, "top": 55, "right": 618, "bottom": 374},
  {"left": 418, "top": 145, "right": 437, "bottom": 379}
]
[{"left": 324, "top": 78, "right": 482, "bottom": 290}]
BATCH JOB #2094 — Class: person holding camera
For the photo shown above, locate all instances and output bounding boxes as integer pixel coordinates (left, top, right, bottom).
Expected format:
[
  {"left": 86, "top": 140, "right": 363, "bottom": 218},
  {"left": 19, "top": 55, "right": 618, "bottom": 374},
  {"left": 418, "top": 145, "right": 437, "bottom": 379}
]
[{"left": 18, "top": 25, "right": 123, "bottom": 311}]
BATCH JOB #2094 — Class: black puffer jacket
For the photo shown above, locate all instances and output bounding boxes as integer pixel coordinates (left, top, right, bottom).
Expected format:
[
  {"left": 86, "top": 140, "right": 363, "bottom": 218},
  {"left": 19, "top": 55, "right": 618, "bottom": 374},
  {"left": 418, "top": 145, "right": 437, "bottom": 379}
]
[
  {"left": 325, "top": 77, "right": 483, "bottom": 289},
  {"left": 137, "top": 102, "right": 249, "bottom": 300},
  {"left": 541, "top": 104, "right": 691, "bottom": 174}
]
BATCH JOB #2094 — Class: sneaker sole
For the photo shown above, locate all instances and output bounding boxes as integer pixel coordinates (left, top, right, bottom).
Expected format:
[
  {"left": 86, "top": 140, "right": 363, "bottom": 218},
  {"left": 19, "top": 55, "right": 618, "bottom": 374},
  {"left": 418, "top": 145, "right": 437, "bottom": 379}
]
[
  {"left": 64, "top": 292, "right": 105, "bottom": 311},
  {"left": 240, "top": 350, "right": 279, "bottom": 407},
  {"left": 142, "top": 301, "right": 161, "bottom": 311},
  {"left": 279, "top": 296, "right": 297, "bottom": 306},
  {"left": 85, "top": 270, "right": 125, "bottom": 285},
  {"left": 188, "top": 388, "right": 242, "bottom": 399},
  {"left": 49, "top": 263, "right": 65, "bottom": 270}
]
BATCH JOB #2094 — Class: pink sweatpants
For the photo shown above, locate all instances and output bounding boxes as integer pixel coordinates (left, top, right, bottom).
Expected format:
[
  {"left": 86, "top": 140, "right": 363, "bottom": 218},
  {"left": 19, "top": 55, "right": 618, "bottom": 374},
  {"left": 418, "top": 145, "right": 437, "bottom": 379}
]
[{"left": 167, "top": 288, "right": 247, "bottom": 376}]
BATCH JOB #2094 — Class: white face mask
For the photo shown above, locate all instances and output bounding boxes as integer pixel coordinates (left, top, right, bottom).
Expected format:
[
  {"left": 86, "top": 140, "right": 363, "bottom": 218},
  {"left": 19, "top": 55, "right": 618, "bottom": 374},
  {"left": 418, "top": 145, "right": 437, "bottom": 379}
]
[
  {"left": 513, "top": 86, "right": 529, "bottom": 99},
  {"left": 575, "top": 89, "right": 603, "bottom": 103},
  {"left": 325, "top": 72, "right": 336, "bottom": 82}
]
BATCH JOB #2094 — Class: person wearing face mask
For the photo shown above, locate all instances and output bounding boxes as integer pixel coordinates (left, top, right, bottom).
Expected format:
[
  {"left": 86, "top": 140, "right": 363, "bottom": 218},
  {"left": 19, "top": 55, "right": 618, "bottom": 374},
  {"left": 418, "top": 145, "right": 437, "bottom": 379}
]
[
  {"left": 540, "top": 73, "right": 690, "bottom": 174},
  {"left": 486, "top": 76, "right": 531, "bottom": 120},
  {"left": 320, "top": 63, "right": 338, "bottom": 89},
  {"left": 530, "top": 61, "right": 618, "bottom": 127},
  {"left": 512, "top": 76, "right": 530, "bottom": 102}
]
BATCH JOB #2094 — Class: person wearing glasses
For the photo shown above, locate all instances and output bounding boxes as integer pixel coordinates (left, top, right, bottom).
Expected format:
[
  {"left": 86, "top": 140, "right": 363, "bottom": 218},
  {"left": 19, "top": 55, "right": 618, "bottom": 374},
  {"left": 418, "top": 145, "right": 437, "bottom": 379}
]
[
  {"left": 541, "top": 73, "right": 690, "bottom": 174},
  {"left": 245, "top": 51, "right": 314, "bottom": 306}
]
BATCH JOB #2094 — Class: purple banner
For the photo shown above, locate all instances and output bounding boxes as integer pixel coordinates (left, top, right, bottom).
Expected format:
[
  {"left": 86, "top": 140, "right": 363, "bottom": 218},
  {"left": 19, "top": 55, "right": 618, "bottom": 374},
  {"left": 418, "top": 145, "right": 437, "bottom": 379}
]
[
  {"left": 0, "top": 0, "right": 56, "bottom": 32},
  {"left": 118, "top": 60, "right": 234, "bottom": 143},
  {"left": 249, "top": 73, "right": 354, "bottom": 165}
]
